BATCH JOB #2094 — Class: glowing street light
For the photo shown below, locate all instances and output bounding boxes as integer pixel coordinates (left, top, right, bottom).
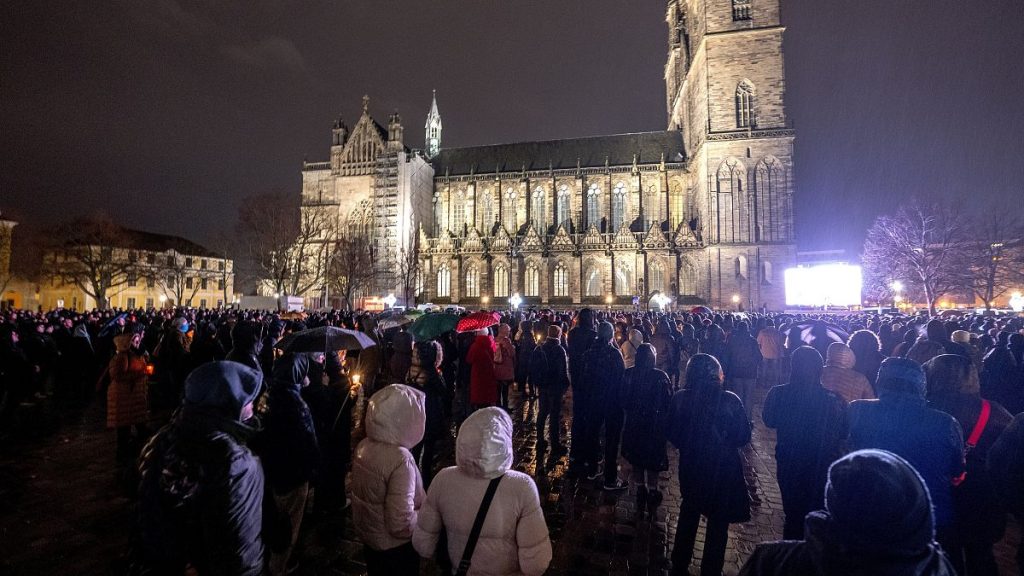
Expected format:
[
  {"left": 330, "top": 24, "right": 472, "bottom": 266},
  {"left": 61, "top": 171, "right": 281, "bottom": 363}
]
[
  {"left": 383, "top": 293, "right": 397, "bottom": 309},
  {"left": 481, "top": 295, "right": 490, "bottom": 306},
  {"left": 158, "top": 294, "right": 167, "bottom": 307},
  {"left": 891, "top": 281, "right": 904, "bottom": 293},
  {"left": 510, "top": 293, "right": 522, "bottom": 309},
  {"left": 1010, "top": 292, "right": 1024, "bottom": 312},
  {"left": 273, "top": 292, "right": 280, "bottom": 299}
]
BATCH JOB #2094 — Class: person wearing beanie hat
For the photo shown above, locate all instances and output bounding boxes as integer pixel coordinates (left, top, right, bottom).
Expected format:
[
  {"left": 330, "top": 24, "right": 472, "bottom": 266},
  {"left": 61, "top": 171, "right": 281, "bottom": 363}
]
[
  {"left": 821, "top": 342, "right": 875, "bottom": 404},
  {"left": 763, "top": 346, "right": 848, "bottom": 540},
  {"left": 849, "top": 357, "right": 965, "bottom": 555},
  {"left": 738, "top": 449, "right": 957, "bottom": 576},
  {"left": 529, "top": 320, "right": 570, "bottom": 456},
  {"left": 566, "top": 309, "right": 599, "bottom": 477},
  {"left": 138, "top": 361, "right": 265, "bottom": 576}
]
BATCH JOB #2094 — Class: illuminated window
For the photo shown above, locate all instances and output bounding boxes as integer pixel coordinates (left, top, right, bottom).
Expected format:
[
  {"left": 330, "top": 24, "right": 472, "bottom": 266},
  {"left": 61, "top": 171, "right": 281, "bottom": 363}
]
[
  {"left": 436, "top": 265, "right": 451, "bottom": 297},
  {"left": 525, "top": 263, "right": 540, "bottom": 297},
  {"left": 557, "top": 185, "right": 571, "bottom": 228},
  {"left": 611, "top": 183, "right": 626, "bottom": 231},
  {"left": 736, "top": 80, "right": 755, "bottom": 128},
  {"left": 615, "top": 262, "right": 633, "bottom": 295},
  {"left": 584, "top": 266, "right": 602, "bottom": 297},
  {"left": 453, "top": 190, "right": 465, "bottom": 233},
  {"left": 465, "top": 264, "right": 480, "bottom": 298},
  {"left": 732, "top": 0, "right": 751, "bottom": 21},
  {"left": 762, "top": 261, "right": 773, "bottom": 285},
  {"left": 504, "top": 190, "right": 518, "bottom": 232},
  {"left": 586, "top": 184, "right": 602, "bottom": 229},
  {"left": 481, "top": 190, "right": 494, "bottom": 232},
  {"left": 493, "top": 264, "right": 509, "bottom": 298},
  {"left": 553, "top": 262, "right": 569, "bottom": 297},
  {"left": 649, "top": 262, "right": 665, "bottom": 293},
  {"left": 531, "top": 188, "right": 546, "bottom": 231}
]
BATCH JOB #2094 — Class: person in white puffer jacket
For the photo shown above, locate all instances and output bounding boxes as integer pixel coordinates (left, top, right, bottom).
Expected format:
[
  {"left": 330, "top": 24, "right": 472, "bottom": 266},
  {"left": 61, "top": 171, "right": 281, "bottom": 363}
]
[
  {"left": 351, "top": 384, "right": 426, "bottom": 575},
  {"left": 413, "top": 407, "right": 552, "bottom": 576}
]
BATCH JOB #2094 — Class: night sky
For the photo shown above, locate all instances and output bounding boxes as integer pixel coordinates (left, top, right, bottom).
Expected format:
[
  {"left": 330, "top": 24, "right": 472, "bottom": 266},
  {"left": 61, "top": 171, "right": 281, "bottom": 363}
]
[{"left": 2, "top": 0, "right": 1022, "bottom": 255}]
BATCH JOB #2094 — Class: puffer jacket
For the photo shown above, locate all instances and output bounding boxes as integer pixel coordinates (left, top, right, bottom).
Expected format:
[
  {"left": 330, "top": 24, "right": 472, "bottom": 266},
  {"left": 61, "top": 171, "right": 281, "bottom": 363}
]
[
  {"left": 351, "top": 384, "right": 426, "bottom": 552},
  {"left": 620, "top": 329, "right": 644, "bottom": 369},
  {"left": 413, "top": 408, "right": 552, "bottom": 575}
]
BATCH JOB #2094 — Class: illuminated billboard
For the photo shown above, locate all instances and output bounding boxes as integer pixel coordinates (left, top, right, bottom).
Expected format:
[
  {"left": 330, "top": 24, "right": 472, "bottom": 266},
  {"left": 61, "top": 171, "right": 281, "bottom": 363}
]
[{"left": 784, "top": 264, "right": 863, "bottom": 307}]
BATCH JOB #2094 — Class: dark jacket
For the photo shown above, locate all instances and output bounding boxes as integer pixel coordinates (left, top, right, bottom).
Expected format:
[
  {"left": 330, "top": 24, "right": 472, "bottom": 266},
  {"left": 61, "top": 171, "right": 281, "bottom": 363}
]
[
  {"left": 723, "top": 329, "right": 762, "bottom": 380},
  {"left": 580, "top": 340, "right": 626, "bottom": 412},
  {"left": 988, "top": 412, "right": 1024, "bottom": 519},
  {"left": 566, "top": 325, "right": 597, "bottom": 387},
  {"left": 650, "top": 326, "right": 678, "bottom": 376},
  {"left": 670, "top": 386, "right": 752, "bottom": 522},
  {"left": 138, "top": 405, "right": 264, "bottom": 576},
  {"left": 529, "top": 338, "right": 570, "bottom": 391},
  {"left": 620, "top": 353, "right": 672, "bottom": 471},
  {"left": 261, "top": 354, "right": 320, "bottom": 493}
]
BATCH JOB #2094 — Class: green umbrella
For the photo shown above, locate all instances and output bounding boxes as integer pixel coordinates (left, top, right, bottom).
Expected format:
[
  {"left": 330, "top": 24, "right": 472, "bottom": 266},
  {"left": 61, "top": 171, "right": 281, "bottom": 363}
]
[{"left": 408, "top": 313, "right": 460, "bottom": 341}]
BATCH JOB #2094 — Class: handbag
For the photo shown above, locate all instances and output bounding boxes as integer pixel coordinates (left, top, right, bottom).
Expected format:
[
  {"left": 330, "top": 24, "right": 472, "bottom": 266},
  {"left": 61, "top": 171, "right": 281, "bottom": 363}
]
[{"left": 445, "top": 474, "right": 503, "bottom": 576}]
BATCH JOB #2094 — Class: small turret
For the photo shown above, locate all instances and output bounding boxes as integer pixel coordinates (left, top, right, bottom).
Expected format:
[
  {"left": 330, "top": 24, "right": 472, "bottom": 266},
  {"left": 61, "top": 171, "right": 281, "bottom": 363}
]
[
  {"left": 332, "top": 116, "right": 348, "bottom": 146},
  {"left": 424, "top": 90, "right": 442, "bottom": 159},
  {"left": 388, "top": 110, "right": 404, "bottom": 150}
]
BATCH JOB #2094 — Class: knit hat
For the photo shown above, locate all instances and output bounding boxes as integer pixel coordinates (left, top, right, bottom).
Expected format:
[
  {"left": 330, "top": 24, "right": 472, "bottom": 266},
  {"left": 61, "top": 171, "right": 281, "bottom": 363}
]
[
  {"left": 950, "top": 330, "right": 971, "bottom": 344},
  {"left": 876, "top": 357, "right": 927, "bottom": 399},
  {"left": 825, "top": 449, "right": 934, "bottom": 557},
  {"left": 825, "top": 342, "right": 856, "bottom": 369},
  {"left": 547, "top": 325, "right": 562, "bottom": 340},
  {"left": 597, "top": 321, "right": 614, "bottom": 343},
  {"left": 185, "top": 361, "right": 262, "bottom": 420}
]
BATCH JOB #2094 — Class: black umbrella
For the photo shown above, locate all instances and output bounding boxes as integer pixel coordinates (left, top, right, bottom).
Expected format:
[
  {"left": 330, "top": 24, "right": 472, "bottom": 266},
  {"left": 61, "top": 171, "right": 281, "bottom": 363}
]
[
  {"left": 98, "top": 313, "right": 129, "bottom": 337},
  {"left": 275, "top": 326, "right": 377, "bottom": 353}
]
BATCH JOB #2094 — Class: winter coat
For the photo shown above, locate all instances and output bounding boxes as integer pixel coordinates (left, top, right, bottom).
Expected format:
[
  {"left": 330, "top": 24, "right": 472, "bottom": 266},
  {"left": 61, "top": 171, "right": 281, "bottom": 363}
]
[
  {"left": 467, "top": 334, "right": 499, "bottom": 405},
  {"left": 650, "top": 328, "right": 677, "bottom": 376},
  {"left": 722, "top": 330, "right": 762, "bottom": 380},
  {"left": 567, "top": 324, "right": 597, "bottom": 387},
  {"left": 988, "top": 412, "right": 1024, "bottom": 519},
  {"left": 669, "top": 387, "right": 752, "bottom": 523},
  {"left": 261, "top": 354, "right": 320, "bottom": 493},
  {"left": 138, "top": 404, "right": 264, "bottom": 576},
  {"left": 756, "top": 327, "right": 786, "bottom": 360},
  {"left": 514, "top": 332, "right": 536, "bottom": 385},
  {"left": 106, "top": 340, "right": 149, "bottom": 428},
  {"left": 980, "top": 347, "right": 1023, "bottom": 415},
  {"left": 848, "top": 394, "right": 964, "bottom": 528},
  {"left": 528, "top": 339, "right": 570, "bottom": 392},
  {"left": 620, "top": 361, "right": 672, "bottom": 471},
  {"left": 619, "top": 330, "right": 643, "bottom": 369},
  {"left": 413, "top": 408, "right": 552, "bottom": 576},
  {"left": 762, "top": 382, "right": 848, "bottom": 517},
  {"left": 352, "top": 385, "right": 426, "bottom": 552},
  {"left": 580, "top": 341, "right": 626, "bottom": 415},
  {"left": 493, "top": 336, "right": 516, "bottom": 382},
  {"left": 390, "top": 330, "right": 414, "bottom": 382},
  {"left": 821, "top": 347, "right": 875, "bottom": 405}
]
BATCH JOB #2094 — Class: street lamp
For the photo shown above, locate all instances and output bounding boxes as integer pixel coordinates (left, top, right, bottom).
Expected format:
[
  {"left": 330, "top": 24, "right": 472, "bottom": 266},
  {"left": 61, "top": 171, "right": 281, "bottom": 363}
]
[
  {"left": 1010, "top": 292, "right": 1024, "bottom": 312},
  {"left": 731, "top": 294, "right": 740, "bottom": 310},
  {"left": 510, "top": 292, "right": 522, "bottom": 310},
  {"left": 481, "top": 295, "right": 490, "bottom": 308},
  {"left": 384, "top": 293, "right": 397, "bottom": 309},
  {"left": 158, "top": 294, "right": 167, "bottom": 308},
  {"left": 605, "top": 294, "right": 613, "bottom": 311},
  {"left": 890, "top": 281, "right": 903, "bottom": 309}
]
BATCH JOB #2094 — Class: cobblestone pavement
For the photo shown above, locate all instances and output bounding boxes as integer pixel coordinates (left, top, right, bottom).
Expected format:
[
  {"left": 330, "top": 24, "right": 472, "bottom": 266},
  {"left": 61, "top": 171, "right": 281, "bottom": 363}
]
[{"left": 0, "top": 387, "right": 1019, "bottom": 576}]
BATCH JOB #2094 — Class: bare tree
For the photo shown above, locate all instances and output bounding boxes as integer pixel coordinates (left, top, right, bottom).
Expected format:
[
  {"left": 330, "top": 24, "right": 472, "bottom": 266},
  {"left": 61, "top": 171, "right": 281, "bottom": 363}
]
[
  {"left": 144, "top": 252, "right": 220, "bottom": 307},
  {"left": 287, "top": 205, "right": 337, "bottom": 298},
  {"left": 862, "top": 199, "right": 971, "bottom": 316},
  {"left": 235, "top": 191, "right": 300, "bottom": 297},
  {"left": 50, "top": 216, "right": 138, "bottom": 310},
  {"left": 395, "top": 233, "right": 421, "bottom": 308},
  {"left": 330, "top": 228, "right": 377, "bottom": 311},
  {"left": 964, "top": 211, "right": 1024, "bottom": 309}
]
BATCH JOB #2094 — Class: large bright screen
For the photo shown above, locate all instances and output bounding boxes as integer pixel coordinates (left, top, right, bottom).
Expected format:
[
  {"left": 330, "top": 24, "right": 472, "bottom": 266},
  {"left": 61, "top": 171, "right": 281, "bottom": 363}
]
[{"left": 784, "top": 264, "right": 862, "bottom": 307}]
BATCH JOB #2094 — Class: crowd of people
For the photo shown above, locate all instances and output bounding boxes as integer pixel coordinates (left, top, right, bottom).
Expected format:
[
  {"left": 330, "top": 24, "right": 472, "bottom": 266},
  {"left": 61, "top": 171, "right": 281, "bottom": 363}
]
[{"left": 1, "top": 304, "right": 1023, "bottom": 575}]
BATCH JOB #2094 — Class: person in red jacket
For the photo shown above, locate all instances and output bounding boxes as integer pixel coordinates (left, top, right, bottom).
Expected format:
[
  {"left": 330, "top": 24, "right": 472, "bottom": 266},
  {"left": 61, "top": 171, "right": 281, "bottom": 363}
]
[{"left": 466, "top": 329, "right": 498, "bottom": 410}]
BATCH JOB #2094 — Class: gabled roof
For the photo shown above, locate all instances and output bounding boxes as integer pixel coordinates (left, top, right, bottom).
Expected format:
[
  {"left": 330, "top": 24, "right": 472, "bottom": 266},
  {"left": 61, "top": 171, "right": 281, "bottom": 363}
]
[{"left": 431, "top": 131, "right": 686, "bottom": 176}]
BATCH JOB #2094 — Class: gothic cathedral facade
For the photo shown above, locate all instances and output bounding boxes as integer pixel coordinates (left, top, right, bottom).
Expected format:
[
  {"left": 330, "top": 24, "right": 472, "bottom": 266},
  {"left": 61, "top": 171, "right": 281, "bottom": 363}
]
[{"left": 301, "top": 0, "right": 795, "bottom": 310}]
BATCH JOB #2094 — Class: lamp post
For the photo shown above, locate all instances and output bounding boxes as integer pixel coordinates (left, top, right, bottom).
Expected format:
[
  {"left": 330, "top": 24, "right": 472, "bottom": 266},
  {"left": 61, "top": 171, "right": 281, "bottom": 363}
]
[
  {"left": 605, "top": 294, "right": 613, "bottom": 312},
  {"left": 384, "top": 293, "right": 397, "bottom": 309},
  {"left": 481, "top": 295, "right": 490, "bottom": 309},
  {"left": 158, "top": 294, "right": 167, "bottom": 309},
  {"left": 731, "top": 293, "right": 740, "bottom": 311},
  {"left": 890, "top": 281, "right": 903, "bottom": 310},
  {"left": 510, "top": 292, "right": 522, "bottom": 312}
]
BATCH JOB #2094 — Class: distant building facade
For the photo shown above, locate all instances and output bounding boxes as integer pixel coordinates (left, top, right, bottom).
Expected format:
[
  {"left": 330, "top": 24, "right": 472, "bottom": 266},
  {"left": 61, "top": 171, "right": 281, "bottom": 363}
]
[{"left": 302, "top": 0, "right": 797, "bottom": 310}]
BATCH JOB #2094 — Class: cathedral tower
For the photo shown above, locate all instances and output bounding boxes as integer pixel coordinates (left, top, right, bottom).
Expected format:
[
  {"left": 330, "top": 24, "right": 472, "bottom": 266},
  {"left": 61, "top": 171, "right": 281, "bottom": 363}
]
[
  {"left": 424, "top": 90, "right": 442, "bottom": 159},
  {"left": 666, "top": 0, "right": 796, "bottom": 309}
]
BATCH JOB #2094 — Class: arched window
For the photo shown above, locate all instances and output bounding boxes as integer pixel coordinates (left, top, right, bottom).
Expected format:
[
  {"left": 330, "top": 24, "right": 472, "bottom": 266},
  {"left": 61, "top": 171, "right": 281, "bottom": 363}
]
[
  {"left": 611, "top": 183, "right": 626, "bottom": 231},
  {"left": 586, "top": 184, "right": 602, "bottom": 229},
  {"left": 436, "top": 265, "right": 451, "bottom": 298},
  {"left": 644, "top": 185, "right": 660, "bottom": 229},
  {"left": 735, "top": 255, "right": 748, "bottom": 279},
  {"left": 525, "top": 263, "right": 540, "bottom": 297},
  {"left": 679, "top": 261, "right": 696, "bottom": 294},
  {"left": 761, "top": 260, "right": 773, "bottom": 285},
  {"left": 716, "top": 158, "right": 747, "bottom": 243},
  {"left": 481, "top": 190, "right": 494, "bottom": 233},
  {"left": 465, "top": 263, "right": 480, "bottom": 298},
  {"left": 552, "top": 262, "right": 569, "bottom": 297},
  {"left": 736, "top": 80, "right": 756, "bottom": 128},
  {"left": 493, "top": 264, "right": 509, "bottom": 298},
  {"left": 615, "top": 262, "right": 633, "bottom": 295},
  {"left": 755, "top": 156, "right": 784, "bottom": 242},
  {"left": 649, "top": 262, "right": 665, "bottom": 294},
  {"left": 504, "top": 190, "right": 518, "bottom": 232},
  {"left": 531, "top": 187, "right": 546, "bottom": 231},
  {"left": 584, "top": 266, "right": 602, "bottom": 297},
  {"left": 453, "top": 190, "right": 465, "bottom": 234},
  {"left": 557, "top": 185, "right": 571, "bottom": 229}
]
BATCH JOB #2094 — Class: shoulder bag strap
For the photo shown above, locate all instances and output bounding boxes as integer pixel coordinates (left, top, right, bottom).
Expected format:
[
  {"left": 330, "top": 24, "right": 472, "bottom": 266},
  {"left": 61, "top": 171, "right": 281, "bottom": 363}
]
[
  {"left": 456, "top": 475, "right": 504, "bottom": 576},
  {"left": 966, "top": 399, "right": 991, "bottom": 449}
]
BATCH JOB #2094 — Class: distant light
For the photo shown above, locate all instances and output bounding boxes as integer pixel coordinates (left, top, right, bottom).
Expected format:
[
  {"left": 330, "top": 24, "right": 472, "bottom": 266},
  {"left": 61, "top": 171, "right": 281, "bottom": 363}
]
[
  {"left": 158, "top": 294, "right": 167, "bottom": 303},
  {"left": 1010, "top": 292, "right": 1024, "bottom": 312},
  {"left": 384, "top": 293, "right": 397, "bottom": 308},
  {"left": 891, "top": 280, "right": 904, "bottom": 293},
  {"left": 605, "top": 295, "right": 613, "bottom": 304},
  {"left": 785, "top": 264, "right": 863, "bottom": 307},
  {"left": 510, "top": 293, "right": 522, "bottom": 308},
  {"left": 273, "top": 292, "right": 280, "bottom": 299}
]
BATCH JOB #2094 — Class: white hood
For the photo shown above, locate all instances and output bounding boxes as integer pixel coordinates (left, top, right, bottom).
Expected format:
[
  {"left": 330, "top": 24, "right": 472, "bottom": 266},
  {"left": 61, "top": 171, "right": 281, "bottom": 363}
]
[
  {"left": 365, "top": 384, "right": 426, "bottom": 449},
  {"left": 456, "top": 407, "right": 513, "bottom": 479}
]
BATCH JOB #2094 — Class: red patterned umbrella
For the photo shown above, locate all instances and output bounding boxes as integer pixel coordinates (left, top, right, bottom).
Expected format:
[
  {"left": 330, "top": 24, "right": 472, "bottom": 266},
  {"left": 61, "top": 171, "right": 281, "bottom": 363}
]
[{"left": 456, "top": 311, "right": 501, "bottom": 333}]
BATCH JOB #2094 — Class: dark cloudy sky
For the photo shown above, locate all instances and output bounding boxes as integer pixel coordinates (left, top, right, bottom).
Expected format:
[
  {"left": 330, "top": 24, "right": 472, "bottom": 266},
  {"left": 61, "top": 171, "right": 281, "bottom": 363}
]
[{"left": 2, "top": 0, "right": 1022, "bottom": 254}]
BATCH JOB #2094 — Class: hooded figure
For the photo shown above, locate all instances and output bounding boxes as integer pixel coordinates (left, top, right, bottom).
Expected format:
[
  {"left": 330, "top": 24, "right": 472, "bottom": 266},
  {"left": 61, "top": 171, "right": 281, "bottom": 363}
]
[
  {"left": 619, "top": 343, "right": 673, "bottom": 513},
  {"left": 413, "top": 408, "right": 552, "bottom": 576},
  {"left": 580, "top": 321, "right": 628, "bottom": 489},
  {"left": 352, "top": 384, "right": 426, "bottom": 575},
  {"left": 848, "top": 358, "right": 964, "bottom": 542},
  {"left": 763, "top": 346, "right": 849, "bottom": 539},
  {"left": 924, "top": 354, "right": 1013, "bottom": 575},
  {"left": 738, "top": 449, "right": 957, "bottom": 576},
  {"left": 820, "top": 342, "right": 875, "bottom": 404},
  {"left": 138, "top": 362, "right": 264, "bottom": 576}
]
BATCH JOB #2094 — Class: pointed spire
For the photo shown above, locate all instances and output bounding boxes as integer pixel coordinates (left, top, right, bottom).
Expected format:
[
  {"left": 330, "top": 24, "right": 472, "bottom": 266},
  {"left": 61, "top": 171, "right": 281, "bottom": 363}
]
[
  {"left": 429, "top": 89, "right": 439, "bottom": 117},
  {"left": 425, "top": 90, "right": 442, "bottom": 159},
  {"left": 362, "top": 95, "right": 370, "bottom": 115}
]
